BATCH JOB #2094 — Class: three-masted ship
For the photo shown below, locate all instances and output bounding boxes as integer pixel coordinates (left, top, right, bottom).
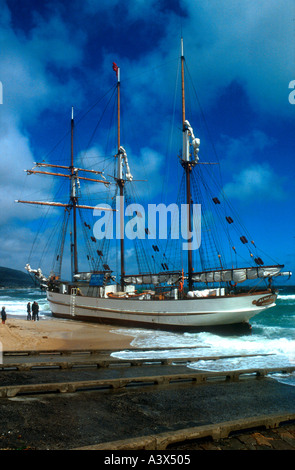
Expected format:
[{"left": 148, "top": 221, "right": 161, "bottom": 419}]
[{"left": 17, "top": 40, "right": 291, "bottom": 329}]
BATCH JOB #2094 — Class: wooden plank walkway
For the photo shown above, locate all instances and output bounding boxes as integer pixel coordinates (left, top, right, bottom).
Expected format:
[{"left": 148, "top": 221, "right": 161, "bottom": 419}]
[
  {"left": 1, "top": 349, "right": 294, "bottom": 450},
  {"left": 76, "top": 413, "right": 295, "bottom": 450}
]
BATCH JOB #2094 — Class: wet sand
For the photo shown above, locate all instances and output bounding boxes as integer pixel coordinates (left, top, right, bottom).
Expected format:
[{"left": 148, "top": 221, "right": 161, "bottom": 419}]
[{"left": 0, "top": 317, "right": 135, "bottom": 352}]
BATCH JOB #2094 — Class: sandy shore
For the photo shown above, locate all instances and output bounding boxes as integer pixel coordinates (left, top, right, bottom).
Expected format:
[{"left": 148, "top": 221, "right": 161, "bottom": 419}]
[{"left": 0, "top": 317, "right": 135, "bottom": 352}]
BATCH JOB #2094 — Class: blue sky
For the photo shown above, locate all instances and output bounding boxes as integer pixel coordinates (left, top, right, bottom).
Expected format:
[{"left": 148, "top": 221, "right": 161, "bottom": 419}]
[{"left": 0, "top": 0, "right": 294, "bottom": 282}]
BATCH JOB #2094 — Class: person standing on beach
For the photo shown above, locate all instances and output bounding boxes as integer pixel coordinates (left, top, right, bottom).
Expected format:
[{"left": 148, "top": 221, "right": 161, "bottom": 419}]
[
  {"left": 1, "top": 306, "right": 7, "bottom": 325},
  {"left": 32, "top": 301, "right": 39, "bottom": 321},
  {"left": 35, "top": 302, "right": 39, "bottom": 321},
  {"left": 32, "top": 301, "right": 36, "bottom": 321},
  {"left": 27, "top": 302, "right": 31, "bottom": 320}
]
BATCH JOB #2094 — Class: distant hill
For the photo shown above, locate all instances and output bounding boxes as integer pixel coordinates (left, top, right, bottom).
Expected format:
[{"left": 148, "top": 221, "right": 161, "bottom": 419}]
[{"left": 0, "top": 266, "right": 36, "bottom": 288}]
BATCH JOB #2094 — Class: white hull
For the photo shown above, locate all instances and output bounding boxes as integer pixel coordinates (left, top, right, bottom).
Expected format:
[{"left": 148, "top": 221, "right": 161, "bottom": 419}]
[{"left": 47, "top": 290, "right": 277, "bottom": 329}]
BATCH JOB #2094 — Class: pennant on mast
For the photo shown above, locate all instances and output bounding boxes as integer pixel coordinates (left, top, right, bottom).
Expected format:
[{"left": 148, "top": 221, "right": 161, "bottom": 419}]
[{"left": 112, "top": 62, "right": 119, "bottom": 76}]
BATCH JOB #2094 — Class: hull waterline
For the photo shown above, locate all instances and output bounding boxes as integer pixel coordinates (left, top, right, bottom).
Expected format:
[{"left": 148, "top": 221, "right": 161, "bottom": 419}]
[{"left": 47, "top": 290, "right": 277, "bottom": 330}]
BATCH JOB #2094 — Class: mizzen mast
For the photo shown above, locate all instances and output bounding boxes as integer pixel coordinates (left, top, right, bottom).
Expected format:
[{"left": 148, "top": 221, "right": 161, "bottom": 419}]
[
  {"left": 181, "top": 38, "right": 193, "bottom": 291},
  {"left": 113, "top": 62, "right": 133, "bottom": 290},
  {"left": 180, "top": 38, "right": 200, "bottom": 290},
  {"left": 117, "top": 67, "right": 125, "bottom": 291},
  {"left": 70, "top": 107, "right": 78, "bottom": 276},
  {"left": 115, "top": 64, "right": 125, "bottom": 290}
]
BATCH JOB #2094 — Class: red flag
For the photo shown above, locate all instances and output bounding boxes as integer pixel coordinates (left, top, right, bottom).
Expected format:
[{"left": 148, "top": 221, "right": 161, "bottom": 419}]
[{"left": 112, "top": 62, "right": 119, "bottom": 76}]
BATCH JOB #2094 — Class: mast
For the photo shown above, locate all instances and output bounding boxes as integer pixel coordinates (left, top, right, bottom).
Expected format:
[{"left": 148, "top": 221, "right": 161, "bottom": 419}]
[
  {"left": 70, "top": 107, "right": 78, "bottom": 279},
  {"left": 114, "top": 65, "right": 125, "bottom": 290},
  {"left": 16, "top": 110, "right": 114, "bottom": 282},
  {"left": 181, "top": 38, "right": 193, "bottom": 291}
]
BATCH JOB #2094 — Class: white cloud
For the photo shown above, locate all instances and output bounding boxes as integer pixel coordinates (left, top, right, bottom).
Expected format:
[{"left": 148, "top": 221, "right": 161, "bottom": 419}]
[
  {"left": 218, "top": 129, "right": 285, "bottom": 202},
  {"left": 174, "top": 0, "right": 294, "bottom": 116},
  {"left": 0, "top": 113, "right": 59, "bottom": 223},
  {"left": 0, "top": 3, "right": 86, "bottom": 226},
  {"left": 218, "top": 130, "right": 276, "bottom": 172},
  {"left": 0, "top": 7, "right": 85, "bottom": 122},
  {"left": 223, "top": 163, "right": 285, "bottom": 201},
  {"left": 128, "top": 146, "right": 166, "bottom": 200}
]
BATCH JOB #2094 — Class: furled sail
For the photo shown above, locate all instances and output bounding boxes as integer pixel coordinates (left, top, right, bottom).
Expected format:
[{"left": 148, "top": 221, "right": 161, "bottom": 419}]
[
  {"left": 123, "top": 265, "right": 291, "bottom": 286},
  {"left": 191, "top": 265, "right": 288, "bottom": 283},
  {"left": 123, "top": 271, "right": 182, "bottom": 285},
  {"left": 118, "top": 146, "right": 133, "bottom": 181}
]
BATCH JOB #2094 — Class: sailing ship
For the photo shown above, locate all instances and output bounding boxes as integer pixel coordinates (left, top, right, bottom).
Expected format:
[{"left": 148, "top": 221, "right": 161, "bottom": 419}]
[{"left": 17, "top": 39, "right": 291, "bottom": 330}]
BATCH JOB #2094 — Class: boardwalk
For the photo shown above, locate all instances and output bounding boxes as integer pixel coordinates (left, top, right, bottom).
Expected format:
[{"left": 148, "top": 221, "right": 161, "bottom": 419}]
[{"left": 0, "top": 349, "right": 294, "bottom": 450}]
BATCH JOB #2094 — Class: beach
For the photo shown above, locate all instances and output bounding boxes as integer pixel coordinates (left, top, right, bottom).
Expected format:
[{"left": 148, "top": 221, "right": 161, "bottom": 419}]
[
  {"left": 0, "top": 285, "right": 294, "bottom": 372},
  {"left": 0, "top": 317, "right": 135, "bottom": 352}
]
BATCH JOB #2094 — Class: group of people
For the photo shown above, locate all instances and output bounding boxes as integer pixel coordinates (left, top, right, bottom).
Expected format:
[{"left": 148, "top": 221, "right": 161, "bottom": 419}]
[
  {"left": 27, "top": 301, "right": 40, "bottom": 321},
  {"left": 0, "top": 302, "right": 40, "bottom": 324}
]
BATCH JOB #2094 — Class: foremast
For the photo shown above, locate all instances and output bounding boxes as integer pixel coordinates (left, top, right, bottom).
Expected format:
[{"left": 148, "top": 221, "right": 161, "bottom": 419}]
[{"left": 16, "top": 109, "right": 113, "bottom": 282}]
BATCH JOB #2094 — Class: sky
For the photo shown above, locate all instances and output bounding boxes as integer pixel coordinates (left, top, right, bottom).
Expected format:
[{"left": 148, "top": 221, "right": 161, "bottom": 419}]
[{"left": 0, "top": 0, "right": 294, "bottom": 283}]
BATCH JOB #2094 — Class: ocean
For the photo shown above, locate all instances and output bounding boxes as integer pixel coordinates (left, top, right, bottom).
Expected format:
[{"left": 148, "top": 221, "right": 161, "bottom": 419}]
[{"left": 0, "top": 285, "right": 294, "bottom": 385}]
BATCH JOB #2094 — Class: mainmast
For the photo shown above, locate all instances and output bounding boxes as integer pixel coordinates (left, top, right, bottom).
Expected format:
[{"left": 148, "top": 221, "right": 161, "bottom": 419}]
[
  {"left": 181, "top": 38, "right": 193, "bottom": 291},
  {"left": 70, "top": 107, "right": 78, "bottom": 278},
  {"left": 113, "top": 63, "right": 134, "bottom": 291},
  {"left": 180, "top": 38, "right": 201, "bottom": 291},
  {"left": 114, "top": 65, "right": 125, "bottom": 291}
]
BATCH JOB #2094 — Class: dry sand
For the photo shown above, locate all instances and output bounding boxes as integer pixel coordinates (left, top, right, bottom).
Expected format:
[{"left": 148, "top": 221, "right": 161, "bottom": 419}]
[{"left": 0, "top": 317, "right": 135, "bottom": 352}]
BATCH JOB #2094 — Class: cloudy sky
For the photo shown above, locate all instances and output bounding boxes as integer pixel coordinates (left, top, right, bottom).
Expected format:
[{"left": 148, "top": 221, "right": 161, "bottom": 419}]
[{"left": 1, "top": 0, "right": 294, "bottom": 281}]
